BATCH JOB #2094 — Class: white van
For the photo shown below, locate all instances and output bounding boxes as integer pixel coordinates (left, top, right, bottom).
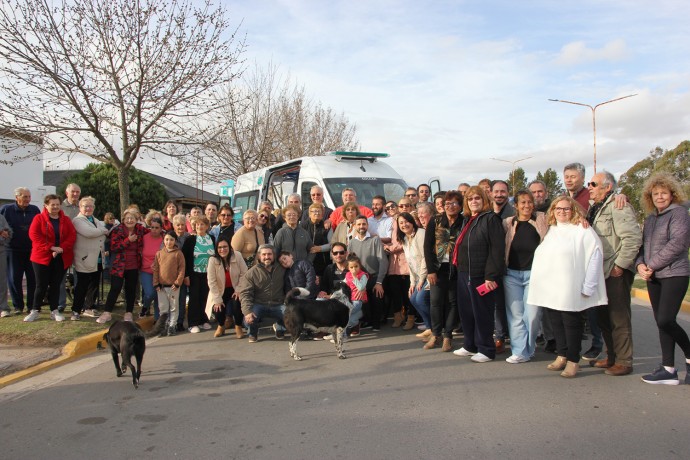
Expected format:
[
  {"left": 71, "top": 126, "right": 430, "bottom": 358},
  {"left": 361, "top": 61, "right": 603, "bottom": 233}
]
[{"left": 229, "top": 151, "right": 427, "bottom": 223}]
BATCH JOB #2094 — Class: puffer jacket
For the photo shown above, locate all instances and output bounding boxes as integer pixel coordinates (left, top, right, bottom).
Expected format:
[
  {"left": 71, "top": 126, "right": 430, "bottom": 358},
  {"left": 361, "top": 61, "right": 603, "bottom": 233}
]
[
  {"left": 284, "top": 259, "right": 317, "bottom": 299},
  {"left": 635, "top": 204, "right": 690, "bottom": 278}
]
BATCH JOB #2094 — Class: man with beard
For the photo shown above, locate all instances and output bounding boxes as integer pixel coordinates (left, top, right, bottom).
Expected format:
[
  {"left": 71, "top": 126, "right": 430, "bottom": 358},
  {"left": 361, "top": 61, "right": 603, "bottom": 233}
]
[
  {"left": 367, "top": 195, "right": 392, "bottom": 243},
  {"left": 348, "top": 216, "right": 388, "bottom": 331},
  {"left": 491, "top": 180, "right": 515, "bottom": 218},
  {"left": 238, "top": 244, "right": 287, "bottom": 343},
  {"left": 528, "top": 180, "right": 551, "bottom": 213},
  {"left": 417, "top": 184, "right": 431, "bottom": 203}
]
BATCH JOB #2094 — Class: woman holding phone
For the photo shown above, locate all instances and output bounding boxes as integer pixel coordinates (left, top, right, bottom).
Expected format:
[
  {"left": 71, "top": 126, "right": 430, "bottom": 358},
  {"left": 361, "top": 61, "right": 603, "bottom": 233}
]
[{"left": 451, "top": 186, "right": 505, "bottom": 363}]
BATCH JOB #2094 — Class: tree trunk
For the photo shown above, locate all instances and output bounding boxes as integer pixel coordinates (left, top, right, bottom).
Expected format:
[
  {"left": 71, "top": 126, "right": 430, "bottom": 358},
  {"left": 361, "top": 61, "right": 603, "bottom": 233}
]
[{"left": 117, "top": 166, "right": 131, "bottom": 216}]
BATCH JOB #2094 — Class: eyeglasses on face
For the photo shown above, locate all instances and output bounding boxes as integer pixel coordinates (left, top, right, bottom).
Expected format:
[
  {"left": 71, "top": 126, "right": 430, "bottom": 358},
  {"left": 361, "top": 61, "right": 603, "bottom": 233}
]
[
  {"left": 219, "top": 213, "right": 232, "bottom": 217},
  {"left": 444, "top": 201, "right": 460, "bottom": 207},
  {"left": 258, "top": 215, "right": 267, "bottom": 219},
  {"left": 332, "top": 250, "right": 345, "bottom": 255},
  {"left": 218, "top": 245, "right": 230, "bottom": 251},
  {"left": 555, "top": 207, "right": 572, "bottom": 212}
]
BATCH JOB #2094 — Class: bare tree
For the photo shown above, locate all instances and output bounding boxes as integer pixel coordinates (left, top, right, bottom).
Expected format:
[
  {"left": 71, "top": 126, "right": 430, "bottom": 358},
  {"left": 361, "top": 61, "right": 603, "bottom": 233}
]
[
  {"left": 189, "top": 62, "right": 359, "bottom": 183},
  {"left": 0, "top": 0, "right": 244, "bottom": 213}
]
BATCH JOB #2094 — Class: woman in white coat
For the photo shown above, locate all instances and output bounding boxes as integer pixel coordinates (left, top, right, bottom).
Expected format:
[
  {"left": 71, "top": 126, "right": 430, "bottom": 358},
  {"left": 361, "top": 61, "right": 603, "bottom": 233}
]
[
  {"left": 71, "top": 196, "right": 109, "bottom": 320},
  {"left": 205, "top": 239, "right": 248, "bottom": 338},
  {"left": 528, "top": 196, "right": 607, "bottom": 378}
]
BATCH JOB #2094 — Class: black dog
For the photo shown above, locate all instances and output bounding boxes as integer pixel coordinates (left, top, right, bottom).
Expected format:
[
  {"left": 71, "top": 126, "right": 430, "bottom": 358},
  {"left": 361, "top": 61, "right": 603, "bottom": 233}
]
[
  {"left": 103, "top": 320, "right": 146, "bottom": 389},
  {"left": 283, "top": 285, "right": 354, "bottom": 360}
]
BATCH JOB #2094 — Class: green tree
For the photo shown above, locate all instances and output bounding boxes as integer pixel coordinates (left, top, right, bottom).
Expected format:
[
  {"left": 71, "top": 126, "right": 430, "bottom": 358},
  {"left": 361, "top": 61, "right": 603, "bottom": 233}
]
[
  {"left": 535, "top": 168, "right": 564, "bottom": 199},
  {"left": 507, "top": 167, "right": 528, "bottom": 193},
  {"left": 60, "top": 164, "right": 167, "bottom": 218},
  {"left": 619, "top": 141, "right": 690, "bottom": 221}
]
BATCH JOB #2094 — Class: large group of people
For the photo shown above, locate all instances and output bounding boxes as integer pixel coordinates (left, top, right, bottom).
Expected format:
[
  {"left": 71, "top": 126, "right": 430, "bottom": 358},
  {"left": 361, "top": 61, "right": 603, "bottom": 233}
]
[{"left": 1, "top": 165, "right": 689, "bottom": 386}]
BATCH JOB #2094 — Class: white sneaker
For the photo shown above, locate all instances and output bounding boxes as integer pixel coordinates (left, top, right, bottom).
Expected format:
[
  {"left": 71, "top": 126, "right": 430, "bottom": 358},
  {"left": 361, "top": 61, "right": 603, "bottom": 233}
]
[
  {"left": 123, "top": 312, "right": 133, "bottom": 322},
  {"left": 23, "top": 310, "right": 40, "bottom": 322},
  {"left": 82, "top": 309, "right": 99, "bottom": 318},
  {"left": 202, "top": 322, "right": 212, "bottom": 330},
  {"left": 417, "top": 325, "right": 428, "bottom": 330},
  {"left": 51, "top": 310, "right": 65, "bottom": 322},
  {"left": 471, "top": 352, "right": 493, "bottom": 363},
  {"left": 453, "top": 347, "right": 475, "bottom": 357},
  {"left": 70, "top": 312, "right": 81, "bottom": 321},
  {"left": 96, "top": 311, "right": 112, "bottom": 324},
  {"left": 189, "top": 326, "right": 201, "bottom": 333},
  {"left": 506, "top": 354, "right": 529, "bottom": 364},
  {"left": 323, "top": 334, "right": 334, "bottom": 341},
  {"left": 0, "top": 310, "right": 11, "bottom": 318}
]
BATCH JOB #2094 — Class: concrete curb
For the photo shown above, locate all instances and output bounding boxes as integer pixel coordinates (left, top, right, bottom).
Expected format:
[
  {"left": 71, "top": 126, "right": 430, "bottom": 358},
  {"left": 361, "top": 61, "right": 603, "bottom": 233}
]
[
  {"left": 631, "top": 288, "right": 690, "bottom": 313},
  {"left": 0, "top": 316, "right": 154, "bottom": 389}
]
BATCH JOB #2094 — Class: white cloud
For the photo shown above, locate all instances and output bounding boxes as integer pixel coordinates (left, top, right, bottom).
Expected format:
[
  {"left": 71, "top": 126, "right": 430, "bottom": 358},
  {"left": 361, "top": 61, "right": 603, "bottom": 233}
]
[{"left": 554, "top": 39, "right": 630, "bottom": 66}]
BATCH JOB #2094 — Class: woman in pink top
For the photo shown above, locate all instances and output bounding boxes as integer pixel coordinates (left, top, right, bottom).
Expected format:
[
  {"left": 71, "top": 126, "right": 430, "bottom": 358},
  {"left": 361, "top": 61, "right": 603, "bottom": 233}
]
[{"left": 140, "top": 214, "right": 164, "bottom": 318}]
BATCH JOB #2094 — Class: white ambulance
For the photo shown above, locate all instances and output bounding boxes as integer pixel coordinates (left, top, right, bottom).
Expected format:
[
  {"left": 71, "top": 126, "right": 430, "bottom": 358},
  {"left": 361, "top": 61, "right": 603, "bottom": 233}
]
[{"left": 228, "top": 151, "right": 436, "bottom": 222}]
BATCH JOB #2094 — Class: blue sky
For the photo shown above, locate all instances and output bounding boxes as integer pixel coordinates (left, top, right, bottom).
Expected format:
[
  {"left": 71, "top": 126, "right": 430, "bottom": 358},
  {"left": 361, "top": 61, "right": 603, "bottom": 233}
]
[
  {"left": 207, "top": 0, "right": 689, "bottom": 188},
  {"left": 49, "top": 0, "right": 688, "bottom": 190}
]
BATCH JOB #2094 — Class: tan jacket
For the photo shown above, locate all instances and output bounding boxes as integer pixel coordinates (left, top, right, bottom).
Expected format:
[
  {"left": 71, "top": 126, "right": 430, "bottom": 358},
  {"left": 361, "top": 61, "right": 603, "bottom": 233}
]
[
  {"left": 591, "top": 195, "right": 642, "bottom": 277},
  {"left": 205, "top": 251, "right": 248, "bottom": 318},
  {"left": 152, "top": 247, "right": 186, "bottom": 287}
]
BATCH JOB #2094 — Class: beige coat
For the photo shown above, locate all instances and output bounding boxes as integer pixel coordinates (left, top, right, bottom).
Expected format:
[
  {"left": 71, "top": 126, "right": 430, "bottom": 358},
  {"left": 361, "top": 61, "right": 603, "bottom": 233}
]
[
  {"left": 72, "top": 214, "right": 108, "bottom": 273},
  {"left": 205, "top": 250, "right": 248, "bottom": 318}
]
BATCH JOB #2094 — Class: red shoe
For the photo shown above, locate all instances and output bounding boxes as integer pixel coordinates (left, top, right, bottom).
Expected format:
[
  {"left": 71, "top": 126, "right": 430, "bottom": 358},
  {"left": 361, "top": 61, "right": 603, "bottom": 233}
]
[{"left": 495, "top": 339, "right": 506, "bottom": 354}]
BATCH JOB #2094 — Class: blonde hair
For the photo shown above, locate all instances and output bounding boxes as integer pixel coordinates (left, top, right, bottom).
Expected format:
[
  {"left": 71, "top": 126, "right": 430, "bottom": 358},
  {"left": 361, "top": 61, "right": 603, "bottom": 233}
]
[
  {"left": 641, "top": 172, "right": 686, "bottom": 214},
  {"left": 547, "top": 196, "right": 584, "bottom": 226},
  {"left": 461, "top": 186, "right": 491, "bottom": 216}
]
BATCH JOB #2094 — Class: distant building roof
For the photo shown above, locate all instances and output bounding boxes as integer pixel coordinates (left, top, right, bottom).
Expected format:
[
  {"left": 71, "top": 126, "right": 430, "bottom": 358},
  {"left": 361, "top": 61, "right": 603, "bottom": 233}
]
[{"left": 43, "top": 169, "right": 218, "bottom": 203}]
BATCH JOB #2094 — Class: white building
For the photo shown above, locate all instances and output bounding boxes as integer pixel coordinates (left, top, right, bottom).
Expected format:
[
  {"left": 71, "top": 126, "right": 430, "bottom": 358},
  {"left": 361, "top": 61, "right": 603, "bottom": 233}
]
[{"left": 0, "top": 128, "right": 55, "bottom": 206}]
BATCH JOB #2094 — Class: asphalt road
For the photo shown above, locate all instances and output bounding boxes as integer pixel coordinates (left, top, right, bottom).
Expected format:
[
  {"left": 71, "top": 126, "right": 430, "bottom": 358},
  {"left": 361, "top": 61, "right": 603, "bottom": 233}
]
[{"left": 1, "top": 298, "right": 689, "bottom": 460}]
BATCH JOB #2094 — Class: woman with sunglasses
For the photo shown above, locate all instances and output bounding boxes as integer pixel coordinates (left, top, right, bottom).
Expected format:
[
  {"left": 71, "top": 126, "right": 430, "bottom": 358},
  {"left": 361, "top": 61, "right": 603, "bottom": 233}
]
[
  {"left": 423, "top": 190, "right": 463, "bottom": 351},
  {"left": 256, "top": 211, "right": 273, "bottom": 244},
  {"left": 384, "top": 201, "right": 398, "bottom": 219},
  {"left": 231, "top": 210, "right": 265, "bottom": 268}
]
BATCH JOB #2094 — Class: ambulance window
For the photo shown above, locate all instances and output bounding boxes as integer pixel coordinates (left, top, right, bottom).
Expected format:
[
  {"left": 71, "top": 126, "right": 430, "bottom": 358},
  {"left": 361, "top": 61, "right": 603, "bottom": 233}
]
[{"left": 301, "top": 181, "right": 318, "bottom": 210}]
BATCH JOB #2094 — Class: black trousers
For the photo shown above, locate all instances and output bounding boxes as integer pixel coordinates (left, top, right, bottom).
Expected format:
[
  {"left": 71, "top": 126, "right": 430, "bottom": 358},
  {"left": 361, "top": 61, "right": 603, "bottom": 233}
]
[
  {"left": 429, "top": 263, "right": 458, "bottom": 339},
  {"left": 546, "top": 308, "right": 585, "bottom": 363},
  {"left": 188, "top": 271, "right": 210, "bottom": 327},
  {"left": 104, "top": 269, "right": 138, "bottom": 313},
  {"left": 648, "top": 276, "right": 690, "bottom": 367},
  {"left": 213, "top": 286, "right": 241, "bottom": 326},
  {"left": 73, "top": 269, "right": 102, "bottom": 313},
  {"left": 457, "top": 271, "right": 496, "bottom": 357},
  {"left": 32, "top": 257, "right": 66, "bottom": 312},
  {"left": 364, "top": 275, "right": 384, "bottom": 329}
]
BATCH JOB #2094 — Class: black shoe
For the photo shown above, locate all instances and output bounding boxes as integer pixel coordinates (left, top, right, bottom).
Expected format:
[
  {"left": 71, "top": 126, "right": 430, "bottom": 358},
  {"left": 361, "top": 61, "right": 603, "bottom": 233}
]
[
  {"left": 176, "top": 323, "right": 185, "bottom": 332},
  {"left": 686, "top": 363, "right": 690, "bottom": 385},
  {"left": 582, "top": 347, "right": 601, "bottom": 361},
  {"left": 544, "top": 339, "right": 557, "bottom": 353},
  {"left": 536, "top": 334, "right": 545, "bottom": 345}
]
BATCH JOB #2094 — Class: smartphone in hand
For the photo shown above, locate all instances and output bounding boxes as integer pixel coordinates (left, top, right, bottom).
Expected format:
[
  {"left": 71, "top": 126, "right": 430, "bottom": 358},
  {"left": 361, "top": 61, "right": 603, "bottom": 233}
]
[{"left": 476, "top": 284, "right": 491, "bottom": 296}]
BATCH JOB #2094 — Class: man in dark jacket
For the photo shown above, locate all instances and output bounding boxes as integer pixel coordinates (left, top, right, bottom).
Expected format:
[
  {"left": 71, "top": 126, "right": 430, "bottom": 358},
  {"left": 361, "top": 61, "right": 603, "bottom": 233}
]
[{"left": 0, "top": 187, "right": 40, "bottom": 315}]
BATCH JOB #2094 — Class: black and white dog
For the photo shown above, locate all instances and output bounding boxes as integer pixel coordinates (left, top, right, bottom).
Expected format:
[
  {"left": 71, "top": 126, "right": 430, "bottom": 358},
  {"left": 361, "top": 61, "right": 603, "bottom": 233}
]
[
  {"left": 283, "top": 285, "right": 354, "bottom": 360},
  {"left": 103, "top": 320, "right": 146, "bottom": 389}
]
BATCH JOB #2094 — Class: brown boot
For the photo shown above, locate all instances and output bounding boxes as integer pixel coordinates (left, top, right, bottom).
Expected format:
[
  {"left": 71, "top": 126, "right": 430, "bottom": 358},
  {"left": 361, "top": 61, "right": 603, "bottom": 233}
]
[
  {"left": 235, "top": 325, "right": 244, "bottom": 339},
  {"left": 391, "top": 312, "right": 403, "bottom": 328},
  {"left": 416, "top": 329, "right": 432, "bottom": 340},
  {"left": 214, "top": 326, "right": 225, "bottom": 337},
  {"left": 423, "top": 336, "right": 439, "bottom": 350},
  {"left": 560, "top": 361, "right": 580, "bottom": 378},
  {"left": 442, "top": 337, "right": 452, "bottom": 352},
  {"left": 402, "top": 316, "right": 415, "bottom": 330},
  {"left": 592, "top": 358, "right": 614, "bottom": 369},
  {"left": 547, "top": 356, "right": 567, "bottom": 371}
]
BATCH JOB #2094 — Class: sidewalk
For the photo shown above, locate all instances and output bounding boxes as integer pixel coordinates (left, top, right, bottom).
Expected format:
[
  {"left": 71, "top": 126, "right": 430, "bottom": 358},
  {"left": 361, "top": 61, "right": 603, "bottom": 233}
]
[{"left": 0, "top": 316, "right": 154, "bottom": 388}]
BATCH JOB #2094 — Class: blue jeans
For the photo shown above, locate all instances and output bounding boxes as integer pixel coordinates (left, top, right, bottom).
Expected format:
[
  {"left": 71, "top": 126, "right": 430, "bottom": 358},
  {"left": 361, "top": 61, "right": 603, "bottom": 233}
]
[
  {"left": 504, "top": 269, "right": 542, "bottom": 359},
  {"left": 347, "top": 300, "right": 363, "bottom": 328},
  {"left": 140, "top": 271, "right": 159, "bottom": 318},
  {"left": 245, "top": 303, "right": 286, "bottom": 338},
  {"left": 409, "top": 283, "right": 431, "bottom": 329}
]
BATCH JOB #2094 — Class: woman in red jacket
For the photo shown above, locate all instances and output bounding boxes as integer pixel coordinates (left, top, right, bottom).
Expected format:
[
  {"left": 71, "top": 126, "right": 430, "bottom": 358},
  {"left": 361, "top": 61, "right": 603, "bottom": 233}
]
[{"left": 24, "top": 194, "right": 76, "bottom": 322}]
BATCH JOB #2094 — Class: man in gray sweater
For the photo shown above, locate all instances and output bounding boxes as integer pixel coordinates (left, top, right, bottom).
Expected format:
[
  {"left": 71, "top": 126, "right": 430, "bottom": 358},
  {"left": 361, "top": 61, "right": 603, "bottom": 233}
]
[
  {"left": 347, "top": 216, "right": 388, "bottom": 331},
  {"left": 238, "top": 244, "right": 287, "bottom": 342}
]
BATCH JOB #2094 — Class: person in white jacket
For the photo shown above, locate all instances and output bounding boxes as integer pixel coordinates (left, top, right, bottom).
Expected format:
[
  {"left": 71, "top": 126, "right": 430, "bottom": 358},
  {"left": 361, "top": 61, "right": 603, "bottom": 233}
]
[
  {"left": 528, "top": 196, "right": 607, "bottom": 378},
  {"left": 71, "top": 197, "right": 109, "bottom": 320}
]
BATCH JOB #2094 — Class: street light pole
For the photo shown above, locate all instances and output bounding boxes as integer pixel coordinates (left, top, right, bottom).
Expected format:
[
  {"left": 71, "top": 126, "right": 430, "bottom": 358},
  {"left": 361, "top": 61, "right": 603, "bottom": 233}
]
[
  {"left": 548, "top": 94, "right": 637, "bottom": 174},
  {"left": 490, "top": 156, "right": 533, "bottom": 193}
]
